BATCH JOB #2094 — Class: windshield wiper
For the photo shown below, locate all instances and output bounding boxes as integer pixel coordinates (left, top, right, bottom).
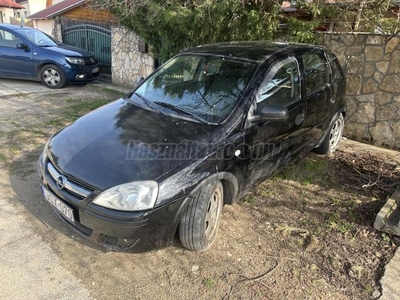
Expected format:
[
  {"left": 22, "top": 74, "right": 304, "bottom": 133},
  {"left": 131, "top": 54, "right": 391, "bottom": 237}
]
[
  {"left": 154, "top": 101, "right": 212, "bottom": 124},
  {"left": 129, "top": 93, "right": 167, "bottom": 115},
  {"left": 38, "top": 45, "right": 54, "bottom": 47}
]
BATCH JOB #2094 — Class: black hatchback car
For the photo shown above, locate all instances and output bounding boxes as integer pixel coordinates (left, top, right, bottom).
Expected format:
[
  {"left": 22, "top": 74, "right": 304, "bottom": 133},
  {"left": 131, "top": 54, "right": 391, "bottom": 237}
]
[{"left": 38, "top": 42, "right": 346, "bottom": 251}]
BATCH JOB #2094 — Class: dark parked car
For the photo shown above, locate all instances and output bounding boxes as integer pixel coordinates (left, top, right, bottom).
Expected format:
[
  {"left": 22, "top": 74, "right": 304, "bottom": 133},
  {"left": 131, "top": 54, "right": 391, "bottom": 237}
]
[
  {"left": 0, "top": 24, "right": 99, "bottom": 88},
  {"left": 38, "top": 41, "right": 346, "bottom": 251}
]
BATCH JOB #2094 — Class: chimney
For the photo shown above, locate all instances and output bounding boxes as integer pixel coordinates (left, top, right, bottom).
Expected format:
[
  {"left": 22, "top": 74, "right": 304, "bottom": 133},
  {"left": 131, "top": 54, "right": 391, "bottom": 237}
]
[{"left": 46, "top": 0, "right": 52, "bottom": 7}]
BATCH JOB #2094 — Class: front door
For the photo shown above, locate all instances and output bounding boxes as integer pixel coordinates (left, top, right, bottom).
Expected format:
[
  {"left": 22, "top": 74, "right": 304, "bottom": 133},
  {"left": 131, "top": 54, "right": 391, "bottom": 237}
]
[
  {"left": 243, "top": 57, "right": 306, "bottom": 186},
  {"left": 0, "top": 29, "right": 34, "bottom": 78}
]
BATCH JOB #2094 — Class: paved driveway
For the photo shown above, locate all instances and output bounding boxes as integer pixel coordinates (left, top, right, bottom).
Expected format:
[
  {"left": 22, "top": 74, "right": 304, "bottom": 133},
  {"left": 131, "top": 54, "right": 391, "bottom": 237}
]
[
  {"left": 0, "top": 79, "right": 92, "bottom": 299},
  {"left": 0, "top": 78, "right": 50, "bottom": 96}
]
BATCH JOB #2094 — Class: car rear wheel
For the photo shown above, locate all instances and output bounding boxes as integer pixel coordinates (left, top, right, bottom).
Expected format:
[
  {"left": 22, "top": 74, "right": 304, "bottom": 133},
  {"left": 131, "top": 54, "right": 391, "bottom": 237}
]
[
  {"left": 316, "top": 114, "right": 344, "bottom": 154},
  {"left": 40, "top": 64, "right": 66, "bottom": 89},
  {"left": 179, "top": 181, "right": 224, "bottom": 251}
]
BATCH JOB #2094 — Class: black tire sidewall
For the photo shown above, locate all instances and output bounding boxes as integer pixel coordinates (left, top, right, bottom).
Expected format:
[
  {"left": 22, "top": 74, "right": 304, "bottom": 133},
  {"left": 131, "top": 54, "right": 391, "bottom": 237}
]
[{"left": 179, "top": 181, "right": 224, "bottom": 251}]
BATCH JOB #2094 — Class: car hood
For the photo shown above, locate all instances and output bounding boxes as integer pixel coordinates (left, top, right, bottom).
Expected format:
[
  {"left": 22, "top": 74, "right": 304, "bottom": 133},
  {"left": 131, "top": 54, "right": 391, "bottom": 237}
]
[
  {"left": 40, "top": 44, "right": 94, "bottom": 57},
  {"left": 48, "top": 99, "right": 222, "bottom": 190}
]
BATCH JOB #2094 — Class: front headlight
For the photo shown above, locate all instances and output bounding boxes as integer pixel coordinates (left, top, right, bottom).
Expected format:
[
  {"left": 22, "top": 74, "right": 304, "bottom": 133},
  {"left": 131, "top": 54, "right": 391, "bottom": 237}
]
[
  {"left": 65, "top": 56, "right": 85, "bottom": 65},
  {"left": 92, "top": 181, "right": 158, "bottom": 211}
]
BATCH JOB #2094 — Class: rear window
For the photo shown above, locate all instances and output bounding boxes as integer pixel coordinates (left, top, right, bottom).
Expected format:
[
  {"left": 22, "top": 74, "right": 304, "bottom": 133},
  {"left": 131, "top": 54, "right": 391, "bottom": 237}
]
[
  {"left": 302, "top": 52, "right": 329, "bottom": 96},
  {"left": 327, "top": 53, "right": 344, "bottom": 82}
]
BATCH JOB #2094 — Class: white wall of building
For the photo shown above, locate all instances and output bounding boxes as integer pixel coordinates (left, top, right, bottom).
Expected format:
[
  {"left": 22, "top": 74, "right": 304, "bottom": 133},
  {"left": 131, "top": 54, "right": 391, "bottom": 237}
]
[
  {"left": 33, "top": 19, "right": 54, "bottom": 35},
  {"left": 27, "top": 0, "right": 46, "bottom": 15},
  {"left": 26, "top": 0, "right": 64, "bottom": 16},
  {"left": 0, "top": 7, "right": 15, "bottom": 23}
]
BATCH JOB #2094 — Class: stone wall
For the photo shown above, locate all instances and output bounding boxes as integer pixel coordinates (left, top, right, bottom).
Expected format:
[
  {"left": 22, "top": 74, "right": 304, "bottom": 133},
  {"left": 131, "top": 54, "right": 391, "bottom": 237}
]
[
  {"left": 111, "top": 27, "right": 155, "bottom": 87},
  {"left": 52, "top": 21, "right": 62, "bottom": 42},
  {"left": 322, "top": 33, "right": 400, "bottom": 150}
]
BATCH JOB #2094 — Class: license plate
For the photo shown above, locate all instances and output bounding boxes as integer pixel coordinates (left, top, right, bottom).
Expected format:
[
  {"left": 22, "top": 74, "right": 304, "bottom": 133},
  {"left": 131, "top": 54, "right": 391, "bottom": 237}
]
[
  {"left": 92, "top": 67, "right": 99, "bottom": 73},
  {"left": 41, "top": 186, "right": 75, "bottom": 223}
]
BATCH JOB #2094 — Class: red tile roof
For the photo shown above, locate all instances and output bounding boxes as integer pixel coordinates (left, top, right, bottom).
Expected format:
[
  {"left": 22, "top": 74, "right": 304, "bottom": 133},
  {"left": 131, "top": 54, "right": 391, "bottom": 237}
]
[
  {"left": 0, "top": 0, "right": 24, "bottom": 9},
  {"left": 28, "top": 0, "right": 85, "bottom": 19}
]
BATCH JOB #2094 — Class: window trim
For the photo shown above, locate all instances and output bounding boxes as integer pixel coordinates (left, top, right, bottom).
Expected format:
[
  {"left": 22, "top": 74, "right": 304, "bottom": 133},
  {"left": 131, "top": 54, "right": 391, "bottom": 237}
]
[{"left": 256, "top": 56, "right": 301, "bottom": 106}]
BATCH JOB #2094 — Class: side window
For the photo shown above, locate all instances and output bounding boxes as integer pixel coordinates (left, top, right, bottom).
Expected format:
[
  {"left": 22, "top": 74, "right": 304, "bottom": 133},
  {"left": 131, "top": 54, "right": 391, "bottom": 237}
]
[
  {"left": 327, "top": 53, "right": 344, "bottom": 82},
  {"left": 0, "top": 29, "right": 21, "bottom": 48},
  {"left": 302, "top": 53, "right": 329, "bottom": 96},
  {"left": 257, "top": 58, "right": 300, "bottom": 107}
]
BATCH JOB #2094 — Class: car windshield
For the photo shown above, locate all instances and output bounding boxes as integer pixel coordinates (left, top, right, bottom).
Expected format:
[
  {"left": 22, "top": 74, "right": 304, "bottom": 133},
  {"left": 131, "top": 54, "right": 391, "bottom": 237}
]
[
  {"left": 132, "top": 54, "right": 257, "bottom": 124},
  {"left": 19, "top": 30, "right": 59, "bottom": 47}
]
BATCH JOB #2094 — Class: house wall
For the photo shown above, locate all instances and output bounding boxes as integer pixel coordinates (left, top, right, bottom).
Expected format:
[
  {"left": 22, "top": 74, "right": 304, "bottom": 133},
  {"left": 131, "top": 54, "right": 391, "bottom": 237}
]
[
  {"left": 322, "top": 33, "right": 400, "bottom": 150},
  {"left": 111, "top": 27, "right": 154, "bottom": 86},
  {"left": 27, "top": 0, "right": 47, "bottom": 15},
  {"left": 0, "top": 7, "right": 15, "bottom": 23},
  {"left": 33, "top": 19, "right": 54, "bottom": 35},
  {"left": 13, "top": 1, "right": 28, "bottom": 21}
]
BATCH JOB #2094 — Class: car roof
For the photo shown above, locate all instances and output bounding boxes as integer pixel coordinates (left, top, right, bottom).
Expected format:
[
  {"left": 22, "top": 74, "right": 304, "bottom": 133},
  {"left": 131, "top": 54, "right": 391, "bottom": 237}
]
[
  {"left": 0, "top": 24, "right": 38, "bottom": 32},
  {"left": 182, "top": 41, "right": 326, "bottom": 62}
]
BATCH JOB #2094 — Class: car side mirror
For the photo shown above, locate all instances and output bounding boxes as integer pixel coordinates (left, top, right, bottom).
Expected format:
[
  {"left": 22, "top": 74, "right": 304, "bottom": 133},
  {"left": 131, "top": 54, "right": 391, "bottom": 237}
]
[
  {"left": 251, "top": 105, "right": 289, "bottom": 122},
  {"left": 16, "top": 43, "right": 29, "bottom": 50}
]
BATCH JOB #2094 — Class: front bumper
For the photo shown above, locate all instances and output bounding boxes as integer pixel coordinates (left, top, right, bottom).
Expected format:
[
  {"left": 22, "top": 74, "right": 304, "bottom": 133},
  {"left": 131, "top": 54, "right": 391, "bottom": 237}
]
[
  {"left": 38, "top": 155, "right": 188, "bottom": 252},
  {"left": 65, "top": 63, "right": 100, "bottom": 83}
]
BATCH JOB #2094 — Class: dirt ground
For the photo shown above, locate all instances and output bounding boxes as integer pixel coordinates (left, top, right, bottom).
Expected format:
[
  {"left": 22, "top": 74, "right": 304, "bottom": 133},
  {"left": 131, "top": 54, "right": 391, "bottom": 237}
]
[{"left": 1, "top": 82, "right": 399, "bottom": 300}]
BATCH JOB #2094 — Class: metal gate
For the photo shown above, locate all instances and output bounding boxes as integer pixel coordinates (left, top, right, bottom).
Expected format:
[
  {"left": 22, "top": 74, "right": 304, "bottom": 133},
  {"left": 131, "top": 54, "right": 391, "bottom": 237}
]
[{"left": 61, "top": 19, "right": 111, "bottom": 82}]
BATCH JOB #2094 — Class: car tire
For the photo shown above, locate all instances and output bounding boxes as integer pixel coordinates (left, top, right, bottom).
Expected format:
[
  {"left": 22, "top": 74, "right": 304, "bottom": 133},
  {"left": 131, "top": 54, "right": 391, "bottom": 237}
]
[
  {"left": 40, "top": 64, "right": 66, "bottom": 89},
  {"left": 179, "top": 181, "right": 224, "bottom": 251},
  {"left": 315, "top": 114, "right": 344, "bottom": 154}
]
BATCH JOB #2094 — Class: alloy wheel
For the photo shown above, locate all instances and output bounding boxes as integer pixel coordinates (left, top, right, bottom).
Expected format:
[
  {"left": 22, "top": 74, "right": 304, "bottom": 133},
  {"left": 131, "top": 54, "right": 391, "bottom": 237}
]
[
  {"left": 204, "top": 186, "right": 223, "bottom": 241},
  {"left": 43, "top": 68, "right": 61, "bottom": 87},
  {"left": 329, "top": 116, "right": 344, "bottom": 150}
]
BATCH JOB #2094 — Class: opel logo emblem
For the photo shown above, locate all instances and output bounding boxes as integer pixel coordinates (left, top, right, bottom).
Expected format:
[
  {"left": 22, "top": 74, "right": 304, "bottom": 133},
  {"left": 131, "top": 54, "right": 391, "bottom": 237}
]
[{"left": 56, "top": 175, "right": 67, "bottom": 190}]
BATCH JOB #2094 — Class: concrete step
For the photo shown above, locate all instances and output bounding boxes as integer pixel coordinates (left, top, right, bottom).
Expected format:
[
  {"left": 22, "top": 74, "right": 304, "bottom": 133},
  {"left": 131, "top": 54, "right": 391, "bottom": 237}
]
[{"left": 374, "top": 189, "right": 400, "bottom": 236}]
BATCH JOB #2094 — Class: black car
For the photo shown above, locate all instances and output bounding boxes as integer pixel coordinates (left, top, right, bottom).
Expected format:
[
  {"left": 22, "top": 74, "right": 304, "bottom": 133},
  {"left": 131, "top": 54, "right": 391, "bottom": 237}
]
[{"left": 38, "top": 41, "right": 346, "bottom": 251}]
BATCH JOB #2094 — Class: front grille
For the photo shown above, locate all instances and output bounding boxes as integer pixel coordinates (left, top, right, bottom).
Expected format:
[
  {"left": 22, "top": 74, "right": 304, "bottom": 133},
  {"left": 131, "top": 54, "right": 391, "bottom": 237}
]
[
  {"left": 84, "top": 57, "right": 97, "bottom": 65},
  {"left": 47, "top": 162, "right": 92, "bottom": 199}
]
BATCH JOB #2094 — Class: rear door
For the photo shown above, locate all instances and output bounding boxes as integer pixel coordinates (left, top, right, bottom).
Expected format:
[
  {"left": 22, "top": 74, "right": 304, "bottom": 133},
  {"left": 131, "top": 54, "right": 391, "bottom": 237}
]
[
  {"left": 0, "top": 29, "right": 34, "bottom": 78},
  {"left": 301, "top": 51, "right": 331, "bottom": 150},
  {"left": 327, "top": 52, "right": 346, "bottom": 114}
]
